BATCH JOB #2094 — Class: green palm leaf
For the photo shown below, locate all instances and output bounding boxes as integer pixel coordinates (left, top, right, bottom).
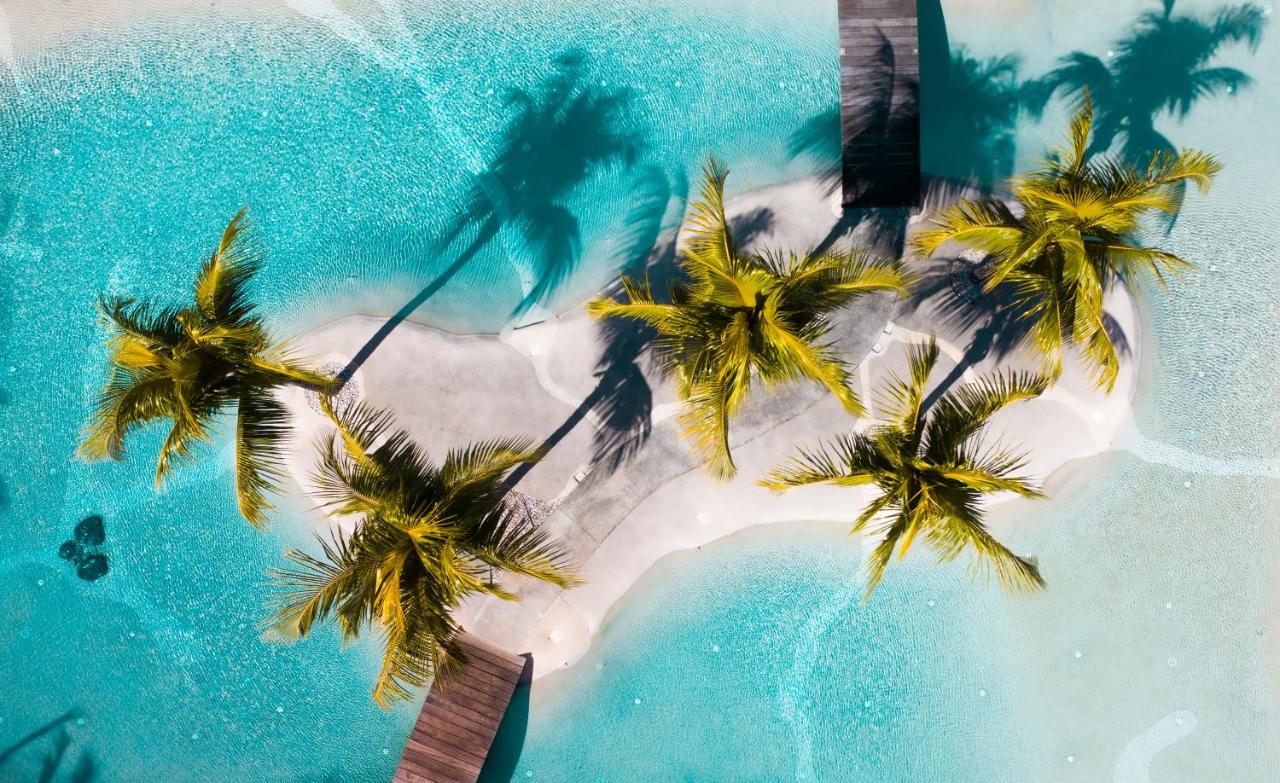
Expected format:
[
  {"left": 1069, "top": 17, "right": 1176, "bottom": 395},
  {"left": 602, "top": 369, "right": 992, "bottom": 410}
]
[
  {"left": 914, "top": 102, "right": 1218, "bottom": 390},
  {"left": 591, "top": 159, "right": 910, "bottom": 478},
  {"left": 270, "top": 403, "right": 576, "bottom": 708},
  {"left": 81, "top": 210, "right": 333, "bottom": 526},
  {"left": 762, "top": 335, "right": 1048, "bottom": 597}
]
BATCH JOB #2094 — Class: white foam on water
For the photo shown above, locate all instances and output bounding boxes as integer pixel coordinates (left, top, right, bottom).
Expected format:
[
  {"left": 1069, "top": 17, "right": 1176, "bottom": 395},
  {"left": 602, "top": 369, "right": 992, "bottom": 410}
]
[
  {"left": 776, "top": 576, "right": 860, "bottom": 781},
  {"left": 1113, "top": 709, "right": 1197, "bottom": 783},
  {"left": 279, "top": 0, "right": 530, "bottom": 299},
  {"left": 1119, "top": 425, "right": 1280, "bottom": 479},
  {"left": 0, "top": 1, "right": 30, "bottom": 98}
]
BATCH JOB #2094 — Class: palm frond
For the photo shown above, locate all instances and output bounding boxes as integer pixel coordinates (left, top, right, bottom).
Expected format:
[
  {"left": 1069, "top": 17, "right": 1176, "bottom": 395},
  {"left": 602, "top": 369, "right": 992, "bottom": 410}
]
[
  {"left": 193, "top": 209, "right": 260, "bottom": 324},
  {"left": 759, "top": 433, "right": 882, "bottom": 491},
  {"left": 234, "top": 389, "right": 291, "bottom": 528}
]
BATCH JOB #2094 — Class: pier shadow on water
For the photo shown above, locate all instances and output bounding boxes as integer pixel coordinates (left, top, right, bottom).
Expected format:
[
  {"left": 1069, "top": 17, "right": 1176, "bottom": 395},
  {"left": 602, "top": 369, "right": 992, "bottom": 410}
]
[{"left": 475, "top": 657, "right": 534, "bottom": 783}]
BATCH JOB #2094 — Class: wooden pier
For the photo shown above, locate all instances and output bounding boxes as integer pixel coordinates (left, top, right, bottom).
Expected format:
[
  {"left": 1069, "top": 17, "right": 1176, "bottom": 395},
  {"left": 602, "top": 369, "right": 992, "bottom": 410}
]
[
  {"left": 838, "top": 0, "right": 921, "bottom": 207},
  {"left": 392, "top": 635, "right": 530, "bottom": 783}
]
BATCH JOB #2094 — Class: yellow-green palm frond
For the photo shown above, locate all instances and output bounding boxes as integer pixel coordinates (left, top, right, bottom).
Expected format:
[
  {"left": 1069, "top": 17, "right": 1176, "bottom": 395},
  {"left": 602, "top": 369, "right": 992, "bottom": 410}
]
[
  {"left": 927, "top": 512, "right": 1045, "bottom": 593},
  {"left": 757, "top": 301, "right": 862, "bottom": 416},
  {"left": 193, "top": 208, "right": 261, "bottom": 325},
  {"left": 758, "top": 432, "right": 882, "bottom": 491},
  {"left": 680, "top": 159, "right": 758, "bottom": 305},
  {"left": 862, "top": 510, "right": 911, "bottom": 600},
  {"left": 468, "top": 504, "right": 580, "bottom": 589},
  {"left": 266, "top": 531, "right": 370, "bottom": 642},
  {"left": 682, "top": 157, "right": 736, "bottom": 269},
  {"left": 932, "top": 458, "right": 1044, "bottom": 499},
  {"left": 1007, "top": 271, "right": 1066, "bottom": 382},
  {"left": 153, "top": 398, "right": 215, "bottom": 485},
  {"left": 875, "top": 337, "right": 940, "bottom": 434},
  {"left": 234, "top": 389, "right": 292, "bottom": 528},
  {"left": 586, "top": 274, "right": 681, "bottom": 328},
  {"left": 924, "top": 370, "right": 1048, "bottom": 461},
  {"left": 77, "top": 370, "right": 180, "bottom": 462},
  {"left": 1057, "top": 93, "right": 1094, "bottom": 176},
  {"left": 1097, "top": 242, "right": 1194, "bottom": 289},
  {"left": 909, "top": 199, "right": 1025, "bottom": 259},
  {"left": 251, "top": 342, "right": 338, "bottom": 390},
  {"left": 679, "top": 374, "right": 744, "bottom": 480},
  {"left": 1145, "top": 148, "right": 1222, "bottom": 196}
]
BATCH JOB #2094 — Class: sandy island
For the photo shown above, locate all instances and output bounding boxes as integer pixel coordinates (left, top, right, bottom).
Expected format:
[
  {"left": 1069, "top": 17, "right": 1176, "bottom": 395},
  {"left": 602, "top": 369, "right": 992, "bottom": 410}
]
[{"left": 277, "top": 174, "right": 1143, "bottom": 679}]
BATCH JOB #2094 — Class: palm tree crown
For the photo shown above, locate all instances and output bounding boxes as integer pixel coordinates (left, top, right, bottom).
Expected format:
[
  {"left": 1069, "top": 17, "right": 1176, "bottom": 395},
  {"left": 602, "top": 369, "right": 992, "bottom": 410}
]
[
  {"left": 911, "top": 100, "right": 1220, "bottom": 390},
  {"left": 268, "top": 400, "right": 577, "bottom": 708},
  {"left": 79, "top": 210, "right": 333, "bottom": 526},
  {"left": 761, "top": 338, "right": 1048, "bottom": 598},
  {"left": 588, "top": 159, "right": 913, "bottom": 479}
]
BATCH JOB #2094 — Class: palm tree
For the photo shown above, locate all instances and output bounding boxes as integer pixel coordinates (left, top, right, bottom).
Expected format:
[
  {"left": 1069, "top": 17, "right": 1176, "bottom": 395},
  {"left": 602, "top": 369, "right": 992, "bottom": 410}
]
[
  {"left": 78, "top": 210, "right": 334, "bottom": 526},
  {"left": 760, "top": 338, "right": 1048, "bottom": 597},
  {"left": 1034, "top": 0, "right": 1265, "bottom": 164},
  {"left": 588, "top": 159, "right": 914, "bottom": 479},
  {"left": 268, "top": 399, "right": 577, "bottom": 708},
  {"left": 911, "top": 100, "right": 1220, "bottom": 390}
]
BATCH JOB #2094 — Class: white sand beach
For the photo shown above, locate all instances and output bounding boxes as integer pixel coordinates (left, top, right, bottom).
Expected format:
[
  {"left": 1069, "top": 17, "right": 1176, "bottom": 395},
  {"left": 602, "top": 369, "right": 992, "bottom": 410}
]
[{"left": 279, "top": 174, "right": 1144, "bottom": 678}]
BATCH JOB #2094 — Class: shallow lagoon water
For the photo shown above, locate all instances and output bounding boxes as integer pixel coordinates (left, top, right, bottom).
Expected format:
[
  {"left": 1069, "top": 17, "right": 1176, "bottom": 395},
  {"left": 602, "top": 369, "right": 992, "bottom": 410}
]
[
  {"left": 493, "top": 0, "right": 1280, "bottom": 780},
  {"left": 0, "top": 1, "right": 837, "bottom": 780},
  {"left": 3, "top": 0, "right": 1280, "bottom": 781}
]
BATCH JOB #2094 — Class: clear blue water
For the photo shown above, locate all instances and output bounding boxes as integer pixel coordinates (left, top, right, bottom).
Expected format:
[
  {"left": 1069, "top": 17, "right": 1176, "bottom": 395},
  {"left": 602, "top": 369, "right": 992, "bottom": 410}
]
[
  {"left": 0, "top": 1, "right": 837, "bottom": 780},
  {"left": 493, "top": 0, "right": 1280, "bottom": 781},
  {"left": 4, "top": 0, "right": 1280, "bottom": 781}
]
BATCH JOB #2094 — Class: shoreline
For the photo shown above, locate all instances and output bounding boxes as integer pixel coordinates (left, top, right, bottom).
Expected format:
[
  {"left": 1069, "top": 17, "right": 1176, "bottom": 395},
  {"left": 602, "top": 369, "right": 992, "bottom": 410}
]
[{"left": 279, "top": 172, "right": 1146, "bottom": 681}]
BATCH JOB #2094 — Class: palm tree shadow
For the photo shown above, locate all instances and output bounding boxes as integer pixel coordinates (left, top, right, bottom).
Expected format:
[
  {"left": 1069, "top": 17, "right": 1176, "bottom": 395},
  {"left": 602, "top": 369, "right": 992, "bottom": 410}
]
[
  {"left": 0, "top": 711, "right": 79, "bottom": 769},
  {"left": 0, "top": 710, "right": 98, "bottom": 783},
  {"left": 340, "top": 49, "right": 646, "bottom": 383},
  {"left": 904, "top": 256, "right": 1036, "bottom": 410},
  {"left": 1031, "top": 0, "right": 1266, "bottom": 218},
  {"left": 505, "top": 175, "right": 796, "bottom": 489}
]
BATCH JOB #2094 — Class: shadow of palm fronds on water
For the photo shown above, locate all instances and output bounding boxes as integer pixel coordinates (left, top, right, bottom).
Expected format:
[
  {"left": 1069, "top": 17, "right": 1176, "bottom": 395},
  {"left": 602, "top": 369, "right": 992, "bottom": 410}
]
[
  {"left": 0, "top": 710, "right": 99, "bottom": 783},
  {"left": 1029, "top": 0, "right": 1266, "bottom": 224},
  {"left": 341, "top": 48, "right": 651, "bottom": 381}
]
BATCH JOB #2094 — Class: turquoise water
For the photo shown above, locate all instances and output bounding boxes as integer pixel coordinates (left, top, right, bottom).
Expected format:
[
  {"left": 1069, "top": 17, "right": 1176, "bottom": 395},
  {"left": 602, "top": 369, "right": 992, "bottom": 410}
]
[
  {"left": 4, "top": 0, "right": 1280, "bottom": 781},
  {"left": 494, "top": 0, "right": 1280, "bottom": 781},
  {"left": 0, "top": 1, "right": 837, "bottom": 780}
]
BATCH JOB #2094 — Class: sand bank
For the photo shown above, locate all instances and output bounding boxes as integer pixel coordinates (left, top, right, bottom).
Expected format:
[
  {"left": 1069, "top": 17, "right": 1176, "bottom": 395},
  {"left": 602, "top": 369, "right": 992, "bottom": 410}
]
[{"left": 280, "top": 174, "right": 1142, "bottom": 678}]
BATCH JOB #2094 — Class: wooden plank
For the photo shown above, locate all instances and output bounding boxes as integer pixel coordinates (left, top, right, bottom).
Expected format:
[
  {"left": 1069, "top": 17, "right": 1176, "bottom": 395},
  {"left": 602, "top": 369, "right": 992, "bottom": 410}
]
[
  {"left": 838, "top": 0, "right": 921, "bottom": 208},
  {"left": 392, "top": 634, "right": 529, "bottom": 783}
]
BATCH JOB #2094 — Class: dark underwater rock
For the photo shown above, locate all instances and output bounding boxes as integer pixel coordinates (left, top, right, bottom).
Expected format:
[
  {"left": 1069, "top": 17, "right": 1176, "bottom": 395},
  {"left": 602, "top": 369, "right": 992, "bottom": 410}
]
[
  {"left": 74, "top": 515, "right": 105, "bottom": 546},
  {"left": 58, "top": 540, "right": 81, "bottom": 561},
  {"left": 76, "top": 554, "right": 109, "bottom": 582}
]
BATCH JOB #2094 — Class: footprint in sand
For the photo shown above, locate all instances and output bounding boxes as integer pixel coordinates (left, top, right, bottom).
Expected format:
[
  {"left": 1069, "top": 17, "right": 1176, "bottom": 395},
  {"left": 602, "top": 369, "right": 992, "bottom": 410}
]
[{"left": 1113, "top": 710, "right": 1197, "bottom": 783}]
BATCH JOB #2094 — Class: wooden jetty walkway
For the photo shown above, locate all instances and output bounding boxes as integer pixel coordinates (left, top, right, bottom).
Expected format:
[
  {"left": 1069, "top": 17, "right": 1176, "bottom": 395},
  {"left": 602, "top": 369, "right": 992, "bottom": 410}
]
[
  {"left": 838, "top": 0, "right": 921, "bottom": 207},
  {"left": 392, "top": 635, "right": 530, "bottom": 783}
]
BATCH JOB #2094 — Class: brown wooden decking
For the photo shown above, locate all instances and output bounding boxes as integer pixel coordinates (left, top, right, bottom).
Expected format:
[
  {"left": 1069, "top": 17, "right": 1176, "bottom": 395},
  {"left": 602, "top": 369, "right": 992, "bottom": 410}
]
[
  {"left": 838, "top": 0, "right": 921, "bottom": 207},
  {"left": 392, "top": 635, "right": 530, "bottom": 783}
]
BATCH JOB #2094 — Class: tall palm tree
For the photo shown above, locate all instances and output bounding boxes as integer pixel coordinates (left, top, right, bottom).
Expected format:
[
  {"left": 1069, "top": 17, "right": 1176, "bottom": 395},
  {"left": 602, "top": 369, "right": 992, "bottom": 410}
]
[
  {"left": 911, "top": 100, "right": 1220, "bottom": 390},
  {"left": 79, "top": 210, "right": 333, "bottom": 526},
  {"left": 1034, "top": 0, "right": 1265, "bottom": 164},
  {"left": 588, "top": 159, "right": 914, "bottom": 479},
  {"left": 760, "top": 338, "right": 1048, "bottom": 598},
  {"left": 268, "top": 400, "right": 577, "bottom": 708}
]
